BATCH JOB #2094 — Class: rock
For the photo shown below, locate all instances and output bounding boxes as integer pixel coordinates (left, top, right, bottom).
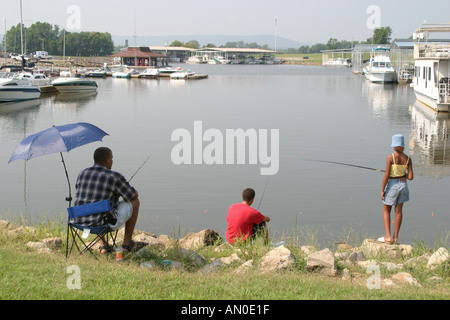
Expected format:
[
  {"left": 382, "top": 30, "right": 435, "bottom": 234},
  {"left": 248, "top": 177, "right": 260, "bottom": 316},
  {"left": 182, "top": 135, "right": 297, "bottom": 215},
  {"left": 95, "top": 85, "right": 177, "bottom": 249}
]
[
  {"left": 360, "top": 239, "right": 412, "bottom": 259},
  {"left": 179, "top": 229, "right": 222, "bottom": 250},
  {"left": 348, "top": 251, "right": 367, "bottom": 262},
  {"left": 26, "top": 237, "right": 62, "bottom": 251},
  {"left": 404, "top": 253, "right": 431, "bottom": 268},
  {"left": 427, "top": 276, "right": 444, "bottom": 284},
  {"left": 133, "top": 232, "right": 157, "bottom": 244},
  {"left": 200, "top": 253, "right": 244, "bottom": 274},
  {"left": 26, "top": 241, "right": 46, "bottom": 249},
  {"left": 306, "top": 248, "right": 337, "bottom": 276},
  {"left": 341, "top": 268, "right": 351, "bottom": 280},
  {"left": 336, "top": 242, "right": 353, "bottom": 251},
  {"left": 356, "top": 259, "right": 379, "bottom": 268},
  {"left": 0, "top": 220, "right": 12, "bottom": 231},
  {"left": 200, "top": 259, "right": 225, "bottom": 274},
  {"left": 156, "top": 234, "right": 178, "bottom": 250},
  {"left": 427, "top": 247, "right": 449, "bottom": 269},
  {"left": 173, "top": 248, "right": 207, "bottom": 267},
  {"left": 42, "top": 237, "right": 62, "bottom": 250},
  {"left": 235, "top": 260, "right": 254, "bottom": 274},
  {"left": 300, "top": 245, "right": 316, "bottom": 256},
  {"left": 259, "top": 245, "right": 296, "bottom": 273},
  {"left": 390, "top": 272, "right": 421, "bottom": 287},
  {"left": 382, "top": 279, "right": 397, "bottom": 288},
  {"left": 220, "top": 253, "right": 244, "bottom": 265},
  {"left": 380, "top": 262, "right": 403, "bottom": 271}
]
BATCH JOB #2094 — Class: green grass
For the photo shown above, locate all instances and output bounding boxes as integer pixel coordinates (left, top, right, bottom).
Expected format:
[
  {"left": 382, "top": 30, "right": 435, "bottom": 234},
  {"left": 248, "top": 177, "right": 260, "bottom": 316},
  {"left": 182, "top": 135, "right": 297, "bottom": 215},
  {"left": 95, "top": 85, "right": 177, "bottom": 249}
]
[{"left": 0, "top": 220, "right": 448, "bottom": 300}]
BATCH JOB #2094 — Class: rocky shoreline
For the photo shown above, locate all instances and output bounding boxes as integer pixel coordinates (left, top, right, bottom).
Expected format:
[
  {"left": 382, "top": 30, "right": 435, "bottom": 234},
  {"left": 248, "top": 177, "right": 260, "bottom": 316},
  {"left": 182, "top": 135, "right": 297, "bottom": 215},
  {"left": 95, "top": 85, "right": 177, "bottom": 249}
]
[{"left": 1, "top": 219, "right": 448, "bottom": 290}]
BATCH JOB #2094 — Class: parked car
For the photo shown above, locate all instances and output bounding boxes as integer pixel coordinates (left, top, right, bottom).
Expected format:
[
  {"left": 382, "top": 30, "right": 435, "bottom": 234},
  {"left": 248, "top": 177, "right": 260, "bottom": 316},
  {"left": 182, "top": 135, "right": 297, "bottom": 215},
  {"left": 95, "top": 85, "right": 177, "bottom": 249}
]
[
  {"left": 33, "top": 51, "right": 53, "bottom": 60},
  {"left": 11, "top": 53, "right": 30, "bottom": 61}
]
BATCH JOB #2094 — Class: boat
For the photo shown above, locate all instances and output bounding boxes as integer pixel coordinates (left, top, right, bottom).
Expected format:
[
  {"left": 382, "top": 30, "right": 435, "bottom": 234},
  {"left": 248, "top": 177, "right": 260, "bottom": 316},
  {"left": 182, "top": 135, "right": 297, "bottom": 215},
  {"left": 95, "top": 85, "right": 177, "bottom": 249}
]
[
  {"left": 14, "top": 72, "right": 57, "bottom": 93},
  {"left": 397, "top": 65, "right": 414, "bottom": 84},
  {"left": 208, "top": 58, "right": 221, "bottom": 65},
  {"left": 208, "top": 56, "right": 230, "bottom": 64},
  {"left": 157, "top": 67, "right": 182, "bottom": 77},
  {"left": 60, "top": 70, "right": 72, "bottom": 77},
  {"left": 87, "top": 69, "right": 107, "bottom": 77},
  {"left": 0, "top": 1, "right": 41, "bottom": 102},
  {"left": 0, "top": 73, "right": 41, "bottom": 102},
  {"left": 52, "top": 73, "right": 98, "bottom": 93},
  {"left": 186, "top": 55, "right": 208, "bottom": 64},
  {"left": 112, "top": 67, "right": 134, "bottom": 78},
  {"left": 138, "top": 68, "right": 160, "bottom": 79},
  {"left": 412, "top": 23, "right": 450, "bottom": 112},
  {"left": 323, "top": 58, "right": 352, "bottom": 68},
  {"left": 363, "top": 47, "right": 396, "bottom": 83},
  {"left": 170, "top": 69, "right": 195, "bottom": 79}
]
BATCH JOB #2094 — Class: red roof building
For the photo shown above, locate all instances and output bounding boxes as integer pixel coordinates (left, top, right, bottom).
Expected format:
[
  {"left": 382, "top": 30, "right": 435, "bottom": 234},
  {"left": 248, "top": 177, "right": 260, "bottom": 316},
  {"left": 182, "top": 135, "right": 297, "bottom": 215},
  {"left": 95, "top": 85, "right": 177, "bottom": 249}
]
[{"left": 109, "top": 47, "right": 167, "bottom": 67}]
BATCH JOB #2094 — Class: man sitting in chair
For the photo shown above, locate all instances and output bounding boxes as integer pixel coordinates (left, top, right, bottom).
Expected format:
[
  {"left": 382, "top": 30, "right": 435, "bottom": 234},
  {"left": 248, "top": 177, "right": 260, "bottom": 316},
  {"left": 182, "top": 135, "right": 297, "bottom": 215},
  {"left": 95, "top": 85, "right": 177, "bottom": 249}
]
[{"left": 74, "top": 147, "right": 140, "bottom": 254}]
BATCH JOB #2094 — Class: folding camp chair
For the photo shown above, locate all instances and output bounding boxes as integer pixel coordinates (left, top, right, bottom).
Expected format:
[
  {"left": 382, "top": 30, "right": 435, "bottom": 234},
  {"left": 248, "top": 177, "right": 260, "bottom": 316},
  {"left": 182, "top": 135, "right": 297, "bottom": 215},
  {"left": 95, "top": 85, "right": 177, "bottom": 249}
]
[{"left": 66, "top": 199, "right": 118, "bottom": 259}]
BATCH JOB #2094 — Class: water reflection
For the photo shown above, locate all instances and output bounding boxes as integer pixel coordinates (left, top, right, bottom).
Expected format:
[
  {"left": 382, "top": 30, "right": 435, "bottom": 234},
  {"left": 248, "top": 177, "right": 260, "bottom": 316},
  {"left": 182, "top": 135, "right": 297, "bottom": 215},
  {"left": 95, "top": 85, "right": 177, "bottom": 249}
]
[
  {"left": 410, "top": 100, "right": 450, "bottom": 177},
  {"left": 0, "top": 99, "right": 41, "bottom": 116},
  {"left": 363, "top": 80, "right": 414, "bottom": 124}
]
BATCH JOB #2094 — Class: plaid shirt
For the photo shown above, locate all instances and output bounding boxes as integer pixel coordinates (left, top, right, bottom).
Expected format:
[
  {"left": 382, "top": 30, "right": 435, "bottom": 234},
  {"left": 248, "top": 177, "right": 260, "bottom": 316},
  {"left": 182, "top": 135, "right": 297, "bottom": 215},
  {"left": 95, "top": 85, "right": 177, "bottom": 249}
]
[{"left": 72, "top": 164, "right": 136, "bottom": 226}]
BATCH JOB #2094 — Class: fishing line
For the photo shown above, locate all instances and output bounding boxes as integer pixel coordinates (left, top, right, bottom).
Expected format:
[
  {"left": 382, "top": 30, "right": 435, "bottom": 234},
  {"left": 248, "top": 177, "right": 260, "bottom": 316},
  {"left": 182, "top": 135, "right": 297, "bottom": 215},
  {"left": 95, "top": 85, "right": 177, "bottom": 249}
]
[
  {"left": 129, "top": 154, "right": 152, "bottom": 182},
  {"left": 306, "top": 159, "right": 385, "bottom": 172}
]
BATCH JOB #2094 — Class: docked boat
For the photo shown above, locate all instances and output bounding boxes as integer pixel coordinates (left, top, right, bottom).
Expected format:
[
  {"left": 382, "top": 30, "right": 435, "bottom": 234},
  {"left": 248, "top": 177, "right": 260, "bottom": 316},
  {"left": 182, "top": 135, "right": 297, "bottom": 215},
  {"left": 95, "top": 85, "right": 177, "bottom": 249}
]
[
  {"left": 0, "top": 73, "right": 41, "bottom": 102},
  {"left": 170, "top": 70, "right": 195, "bottom": 79},
  {"left": 363, "top": 47, "right": 396, "bottom": 83},
  {"left": 138, "top": 68, "right": 160, "bottom": 79},
  {"left": 323, "top": 58, "right": 352, "bottom": 68},
  {"left": 112, "top": 67, "right": 135, "bottom": 78},
  {"left": 397, "top": 65, "right": 414, "bottom": 84},
  {"left": 14, "top": 72, "right": 57, "bottom": 93},
  {"left": 186, "top": 55, "right": 208, "bottom": 64},
  {"left": 87, "top": 69, "right": 107, "bottom": 77},
  {"left": 208, "top": 56, "right": 230, "bottom": 64},
  {"left": 157, "top": 67, "right": 183, "bottom": 77},
  {"left": 412, "top": 23, "right": 450, "bottom": 112},
  {"left": 52, "top": 73, "right": 98, "bottom": 93}
]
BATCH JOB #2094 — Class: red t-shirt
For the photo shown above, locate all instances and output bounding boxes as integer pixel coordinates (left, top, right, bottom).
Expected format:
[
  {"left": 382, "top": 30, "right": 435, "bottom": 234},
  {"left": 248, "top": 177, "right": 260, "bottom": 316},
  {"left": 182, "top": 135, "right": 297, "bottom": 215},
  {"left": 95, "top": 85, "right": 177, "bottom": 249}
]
[{"left": 226, "top": 203, "right": 266, "bottom": 244}]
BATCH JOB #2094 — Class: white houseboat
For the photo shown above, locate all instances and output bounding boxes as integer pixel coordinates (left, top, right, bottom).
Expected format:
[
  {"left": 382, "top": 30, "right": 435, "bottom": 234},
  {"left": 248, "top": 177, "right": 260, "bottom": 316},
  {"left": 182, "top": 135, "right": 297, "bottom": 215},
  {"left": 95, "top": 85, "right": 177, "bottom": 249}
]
[
  {"left": 412, "top": 23, "right": 450, "bottom": 112},
  {"left": 363, "top": 47, "right": 396, "bottom": 83}
]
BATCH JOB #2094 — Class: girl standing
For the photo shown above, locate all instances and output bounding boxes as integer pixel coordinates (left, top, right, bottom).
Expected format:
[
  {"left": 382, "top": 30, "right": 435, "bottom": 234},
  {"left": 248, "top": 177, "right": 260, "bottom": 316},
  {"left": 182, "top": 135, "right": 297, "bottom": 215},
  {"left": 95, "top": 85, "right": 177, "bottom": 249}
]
[{"left": 379, "top": 134, "right": 414, "bottom": 244}]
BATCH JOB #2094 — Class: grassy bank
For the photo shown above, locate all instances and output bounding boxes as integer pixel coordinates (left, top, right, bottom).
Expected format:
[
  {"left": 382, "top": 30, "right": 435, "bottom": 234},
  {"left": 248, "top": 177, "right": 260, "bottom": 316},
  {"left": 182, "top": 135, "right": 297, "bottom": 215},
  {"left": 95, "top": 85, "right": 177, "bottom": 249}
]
[
  {"left": 0, "top": 219, "right": 448, "bottom": 302},
  {"left": 276, "top": 53, "right": 323, "bottom": 66}
]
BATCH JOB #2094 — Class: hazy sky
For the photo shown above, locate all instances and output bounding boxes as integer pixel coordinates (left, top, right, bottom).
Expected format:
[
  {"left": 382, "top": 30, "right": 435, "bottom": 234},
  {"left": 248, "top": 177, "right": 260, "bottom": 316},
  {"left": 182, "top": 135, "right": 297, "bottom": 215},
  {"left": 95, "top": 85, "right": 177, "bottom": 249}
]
[{"left": 2, "top": 0, "right": 450, "bottom": 44}]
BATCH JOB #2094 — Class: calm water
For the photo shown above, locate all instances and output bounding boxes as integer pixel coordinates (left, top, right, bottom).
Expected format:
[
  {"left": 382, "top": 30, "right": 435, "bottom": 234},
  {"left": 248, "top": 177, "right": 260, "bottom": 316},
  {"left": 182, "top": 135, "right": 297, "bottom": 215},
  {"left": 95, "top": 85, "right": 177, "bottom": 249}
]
[{"left": 1, "top": 64, "right": 449, "bottom": 247}]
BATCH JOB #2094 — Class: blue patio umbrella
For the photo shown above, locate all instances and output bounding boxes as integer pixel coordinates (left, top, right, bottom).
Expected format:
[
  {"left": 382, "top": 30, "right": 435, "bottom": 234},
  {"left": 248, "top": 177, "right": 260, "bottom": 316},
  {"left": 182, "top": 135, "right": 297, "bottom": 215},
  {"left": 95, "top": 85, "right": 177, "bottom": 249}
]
[{"left": 9, "top": 122, "right": 109, "bottom": 206}]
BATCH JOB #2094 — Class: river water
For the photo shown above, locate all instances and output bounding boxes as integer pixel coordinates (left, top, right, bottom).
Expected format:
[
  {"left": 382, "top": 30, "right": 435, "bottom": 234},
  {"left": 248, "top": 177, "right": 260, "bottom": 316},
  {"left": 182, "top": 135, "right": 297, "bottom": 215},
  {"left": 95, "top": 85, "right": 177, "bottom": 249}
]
[{"left": 1, "top": 64, "right": 449, "bottom": 247}]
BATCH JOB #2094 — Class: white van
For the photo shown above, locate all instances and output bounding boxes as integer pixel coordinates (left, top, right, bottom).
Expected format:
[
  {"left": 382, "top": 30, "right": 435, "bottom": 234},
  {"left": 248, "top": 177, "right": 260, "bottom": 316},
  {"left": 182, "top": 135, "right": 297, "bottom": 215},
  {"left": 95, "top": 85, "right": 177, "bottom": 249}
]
[{"left": 34, "top": 51, "right": 53, "bottom": 60}]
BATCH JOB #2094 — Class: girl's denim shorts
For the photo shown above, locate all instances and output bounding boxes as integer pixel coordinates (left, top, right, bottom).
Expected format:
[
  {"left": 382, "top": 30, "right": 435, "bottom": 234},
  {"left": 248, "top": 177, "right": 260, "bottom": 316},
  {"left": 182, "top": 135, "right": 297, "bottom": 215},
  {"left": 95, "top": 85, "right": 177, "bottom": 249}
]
[{"left": 383, "top": 179, "right": 409, "bottom": 206}]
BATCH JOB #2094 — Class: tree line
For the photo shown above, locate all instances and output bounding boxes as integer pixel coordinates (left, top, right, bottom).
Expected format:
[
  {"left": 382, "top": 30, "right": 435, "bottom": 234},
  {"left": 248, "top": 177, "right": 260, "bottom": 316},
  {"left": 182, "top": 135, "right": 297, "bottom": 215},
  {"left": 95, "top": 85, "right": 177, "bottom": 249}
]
[
  {"left": 2, "top": 21, "right": 392, "bottom": 56},
  {"left": 169, "top": 27, "right": 393, "bottom": 54},
  {"left": 288, "top": 27, "right": 393, "bottom": 54},
  {"left": 168, "top": 40, "right": 270, "bottom": 50},
  {"left": 4, "top": 22, "right": 114, "bottom": 56}
]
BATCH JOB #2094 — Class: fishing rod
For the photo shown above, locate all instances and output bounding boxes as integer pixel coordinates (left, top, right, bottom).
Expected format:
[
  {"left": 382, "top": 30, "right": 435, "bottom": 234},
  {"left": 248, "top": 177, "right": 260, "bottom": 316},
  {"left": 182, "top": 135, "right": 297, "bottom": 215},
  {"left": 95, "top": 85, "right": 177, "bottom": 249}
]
[
  {"left": 257, "top": 176, "right": 271, "bottom": 210},
  {"left": 129, "top": 154, "right": 152, "bottom": 182},
  {"left": 306, "top": 159, "right": 385, "bottom": 173}
]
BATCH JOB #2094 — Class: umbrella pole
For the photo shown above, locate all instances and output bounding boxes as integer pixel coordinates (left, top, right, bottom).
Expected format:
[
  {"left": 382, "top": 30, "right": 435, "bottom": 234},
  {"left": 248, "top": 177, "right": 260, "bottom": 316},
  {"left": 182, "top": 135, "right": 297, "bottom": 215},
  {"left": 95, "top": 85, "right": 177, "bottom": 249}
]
[{"left": 60, "top": 152, "right": 72, "bottom": 207}]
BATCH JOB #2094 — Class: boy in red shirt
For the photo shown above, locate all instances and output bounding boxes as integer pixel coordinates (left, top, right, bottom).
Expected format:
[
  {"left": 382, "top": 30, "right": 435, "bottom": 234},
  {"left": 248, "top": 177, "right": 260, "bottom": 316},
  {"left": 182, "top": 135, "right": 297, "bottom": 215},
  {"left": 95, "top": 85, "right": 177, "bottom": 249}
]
[{"left": 226, "top": 188, "right": 270, "bottom": 244}]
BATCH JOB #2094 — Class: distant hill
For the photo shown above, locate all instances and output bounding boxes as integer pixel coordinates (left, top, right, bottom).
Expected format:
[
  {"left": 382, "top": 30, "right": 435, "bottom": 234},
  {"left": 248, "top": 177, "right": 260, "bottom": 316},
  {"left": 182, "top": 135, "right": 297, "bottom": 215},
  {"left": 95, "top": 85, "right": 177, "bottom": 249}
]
[{"left": 112, "top": 34, "right": 309, "bottom": 50}]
